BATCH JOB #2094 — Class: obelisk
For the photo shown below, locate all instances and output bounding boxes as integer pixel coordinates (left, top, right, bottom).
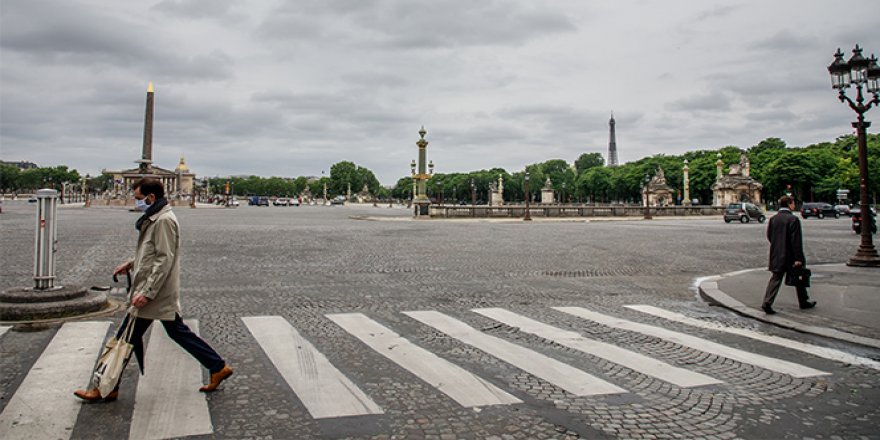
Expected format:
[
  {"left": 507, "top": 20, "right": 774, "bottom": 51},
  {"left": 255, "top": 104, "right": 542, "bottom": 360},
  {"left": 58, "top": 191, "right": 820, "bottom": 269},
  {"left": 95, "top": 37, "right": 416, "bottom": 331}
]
[
  {"left": 137, "top": 81, "right": 154, "bottom": 173},
  {"left": 607, "top": 112, "right": 618, "bottom": 167}
]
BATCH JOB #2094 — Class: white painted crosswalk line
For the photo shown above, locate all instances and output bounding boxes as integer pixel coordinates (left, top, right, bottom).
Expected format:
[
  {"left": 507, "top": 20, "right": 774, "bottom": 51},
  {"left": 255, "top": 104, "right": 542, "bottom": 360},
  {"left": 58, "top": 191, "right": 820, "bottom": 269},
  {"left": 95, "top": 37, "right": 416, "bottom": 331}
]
[
  {"left": 0, "top": 321, "right": 110, "bottom": 440},
  {"left": 244, "top": 316, "right": 384, "bottom": 419},
  {"left": 403, "top": 311, "right": 627, "bottom": 396},
  {"left": 554, "top": 307, "right": 830, "bottom": 378},
  {"left": 129, "top": 320, "right": 213, "bottom": 440},
  {"left": 328, "top": 313, "right": 521, "bottom": 407},
  {"left": 473, "top": 308, "right": 722, "bottom": 388},
  {"left": 0, "top": 325, "right": 9, "bottom": 338},
  {"left": 625, "top": 305, "right": 880, "bottom": 371}
]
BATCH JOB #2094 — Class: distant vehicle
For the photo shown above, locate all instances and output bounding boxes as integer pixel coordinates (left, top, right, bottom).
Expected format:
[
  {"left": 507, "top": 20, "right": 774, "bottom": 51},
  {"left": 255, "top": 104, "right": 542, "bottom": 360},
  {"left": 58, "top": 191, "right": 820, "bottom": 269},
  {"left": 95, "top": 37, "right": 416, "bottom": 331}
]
[
  {"left": 834, "top": 204, "right": 851, "bottom": 217},
  {"left": 330, "top": 196, "right": 345, "bottom": 205},
  {"left": 227, "top": 198, "right": 240, "bottom": 207},
  {"left": 28, "top": 196, "right": 37, "bottom": 203},
  {"left": 800, "top": 202, "right": 838, "bottom": 219},
  {"left": 289, "top": 197, "right": 301, "bottom": 206},
  {"left": 248, "top": 196, "right": 269, "bottom": 206},
  {"left": 723, "top": 203, "right": 765, "bottom": 224},
  {"left": 851, "top": 207, "right": 877, "bottom": 234},
  {"left": 273, "top": 197, "right": 289, "bottom": 206}
]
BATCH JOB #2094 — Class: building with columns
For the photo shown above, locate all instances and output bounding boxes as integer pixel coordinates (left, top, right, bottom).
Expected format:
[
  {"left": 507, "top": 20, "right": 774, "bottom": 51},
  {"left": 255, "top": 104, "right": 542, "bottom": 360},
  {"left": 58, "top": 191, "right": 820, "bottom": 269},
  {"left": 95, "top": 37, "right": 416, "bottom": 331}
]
[{"left": 103, "top": 155, "right": 195, "bottom": 198}]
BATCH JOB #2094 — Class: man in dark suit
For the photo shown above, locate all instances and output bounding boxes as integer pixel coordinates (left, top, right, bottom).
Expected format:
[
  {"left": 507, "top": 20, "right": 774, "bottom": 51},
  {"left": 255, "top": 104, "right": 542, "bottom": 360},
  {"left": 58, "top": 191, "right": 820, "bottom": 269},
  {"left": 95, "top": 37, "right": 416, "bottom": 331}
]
[{"left": 762, "top": 195, "right": 816, "bottom": 314}]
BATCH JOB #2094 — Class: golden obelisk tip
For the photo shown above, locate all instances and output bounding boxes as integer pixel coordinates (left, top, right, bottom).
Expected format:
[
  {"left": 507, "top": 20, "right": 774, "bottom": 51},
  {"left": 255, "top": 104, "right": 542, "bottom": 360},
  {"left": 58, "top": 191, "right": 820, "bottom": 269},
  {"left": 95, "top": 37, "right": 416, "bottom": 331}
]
[{"left": 147, "top": 81, "right": 154, "bottom": 93}]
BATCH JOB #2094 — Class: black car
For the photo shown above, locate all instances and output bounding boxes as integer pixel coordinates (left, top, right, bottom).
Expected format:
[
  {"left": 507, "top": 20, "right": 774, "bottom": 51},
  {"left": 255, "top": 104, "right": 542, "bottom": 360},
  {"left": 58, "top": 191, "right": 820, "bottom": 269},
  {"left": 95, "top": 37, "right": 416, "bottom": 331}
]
[
  {"left": 851, "top": 207, "right": 877, "bottom": 234},
  {"left": 724, "top": 203, "right": 765, "bottom": 223},
  {"left": 800, "top": 202, "right": 839, "bottom": 219}
]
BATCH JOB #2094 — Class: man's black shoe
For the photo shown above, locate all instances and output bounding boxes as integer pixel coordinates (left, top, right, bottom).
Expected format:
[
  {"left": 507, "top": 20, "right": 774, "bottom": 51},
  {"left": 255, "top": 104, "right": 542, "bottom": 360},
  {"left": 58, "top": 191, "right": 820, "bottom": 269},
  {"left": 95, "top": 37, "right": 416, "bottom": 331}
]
[
  {"left": 800, "top": 301, "right": 817, "bottom": 310},
  {"left": 761, "top": 305, "right": 776, "bottom": 315}
]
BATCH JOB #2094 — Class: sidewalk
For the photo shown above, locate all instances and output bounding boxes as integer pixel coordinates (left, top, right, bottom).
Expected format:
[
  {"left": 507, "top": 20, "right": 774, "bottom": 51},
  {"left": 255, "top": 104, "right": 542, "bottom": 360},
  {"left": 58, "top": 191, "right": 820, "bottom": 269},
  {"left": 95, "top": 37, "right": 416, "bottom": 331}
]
[{"left": 699, "top": 263, "right": 880, "bottom": 349}]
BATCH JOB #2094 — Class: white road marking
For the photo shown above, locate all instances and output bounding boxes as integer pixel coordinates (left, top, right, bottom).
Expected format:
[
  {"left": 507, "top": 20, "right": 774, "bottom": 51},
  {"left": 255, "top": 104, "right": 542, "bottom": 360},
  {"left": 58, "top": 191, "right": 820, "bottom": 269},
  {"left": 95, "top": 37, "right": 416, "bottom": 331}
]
[
  {"left": 0, "top": 321, "right": 110, "bottom": 440},
  {"left": 0, "top": 326, "right": 9, "bottom": 338},
  {"left": 328, "top": 313, "right": 520, "bottom": 407},
  {"left": 129, "top": 320, "right": 213, "bottom": 440},
  {"left": 244, "top": 316, "right": 384, "bottom": 419},
  {"left": 625, "top": 305, "right": 880, "bottom": 371},
  {"left": 554, "top": 307, "right": 830, "bottom": 378},
  {"left": 473, "top": 308, "right": 722, "bottom": 388},
  {"left": 403, "top": 310, "right": 627, "bottom": 396}
]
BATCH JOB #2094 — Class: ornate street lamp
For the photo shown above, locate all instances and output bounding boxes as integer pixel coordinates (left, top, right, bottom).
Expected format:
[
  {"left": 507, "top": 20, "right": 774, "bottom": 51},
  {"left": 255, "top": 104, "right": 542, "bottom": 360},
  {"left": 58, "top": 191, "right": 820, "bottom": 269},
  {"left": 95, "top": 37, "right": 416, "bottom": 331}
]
[
  {"left": 561, "top": 182, "right": 567, "bottom": 204},
  {"left": 523, "top": 172, "right": 532, "bottom": 221},
  {"left": 643, "top": 174, "right": 653, "bottom": 220},
  {"left": 470, "top": 178, "right": 476, "bottom": 207},
  {"left": 829, "top": 45, "right": 880, "bottom": 267}
]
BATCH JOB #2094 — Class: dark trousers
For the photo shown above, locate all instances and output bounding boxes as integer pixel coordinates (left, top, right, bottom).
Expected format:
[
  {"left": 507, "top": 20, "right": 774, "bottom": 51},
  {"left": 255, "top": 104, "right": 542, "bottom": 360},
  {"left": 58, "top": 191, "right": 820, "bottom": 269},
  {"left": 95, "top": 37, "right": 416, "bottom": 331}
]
[
  {"left": 116, "top": 314, "right": 226, "bottom": 384},
  {"left": 763, "top": 271, "right": 810, "bottom": 308}
]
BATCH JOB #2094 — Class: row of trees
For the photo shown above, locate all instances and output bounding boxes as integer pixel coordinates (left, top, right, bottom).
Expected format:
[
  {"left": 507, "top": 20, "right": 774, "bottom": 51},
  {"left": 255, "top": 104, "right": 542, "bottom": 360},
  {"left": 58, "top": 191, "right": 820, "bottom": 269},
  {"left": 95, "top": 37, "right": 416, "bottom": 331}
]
[
  {"left": 3, "top": 134, "right": 877, "bottom": 205},
  {"left": 389, "top": 134, "right": 880, "bottom": 206},
  {"left": 205, "top": 161, "right": 385, "bottom": 199}
]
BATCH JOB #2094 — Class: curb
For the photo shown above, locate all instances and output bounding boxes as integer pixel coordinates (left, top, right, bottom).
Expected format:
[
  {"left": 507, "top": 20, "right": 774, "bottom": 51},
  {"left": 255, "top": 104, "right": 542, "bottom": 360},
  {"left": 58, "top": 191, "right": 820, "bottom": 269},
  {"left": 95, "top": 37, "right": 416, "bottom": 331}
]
[{"left": 698, "top": 269, "right": 880, "bottom": 350}]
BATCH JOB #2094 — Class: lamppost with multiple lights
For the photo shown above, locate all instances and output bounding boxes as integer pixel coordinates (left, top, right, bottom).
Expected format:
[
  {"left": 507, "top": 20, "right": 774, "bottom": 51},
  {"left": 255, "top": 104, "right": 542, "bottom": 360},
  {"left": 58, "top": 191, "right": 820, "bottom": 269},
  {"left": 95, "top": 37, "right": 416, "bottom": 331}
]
[
  {"left": 523, "top": 172, "right": 532, "bottom": 221},
  {"left": 411, "top": 127, "right": 434, "bottom": 216},
  {"left": 470, "top": 178, "right": 476, "bottom": 216},
  {"left": 828, "top": 45, "right": 880, "bottom": 267}
]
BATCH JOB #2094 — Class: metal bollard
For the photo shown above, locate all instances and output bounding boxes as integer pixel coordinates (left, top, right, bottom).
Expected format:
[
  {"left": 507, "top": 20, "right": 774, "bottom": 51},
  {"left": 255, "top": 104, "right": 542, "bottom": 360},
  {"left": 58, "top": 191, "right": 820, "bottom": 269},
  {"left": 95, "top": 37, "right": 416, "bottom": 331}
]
[{"left": 33, "top": 189, "right": 59, "bottom": 290}]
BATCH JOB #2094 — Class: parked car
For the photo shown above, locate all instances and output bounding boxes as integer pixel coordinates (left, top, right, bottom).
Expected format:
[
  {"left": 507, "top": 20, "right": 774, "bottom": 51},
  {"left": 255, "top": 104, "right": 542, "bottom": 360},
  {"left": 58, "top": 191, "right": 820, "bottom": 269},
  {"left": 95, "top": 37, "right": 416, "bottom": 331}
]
[
  {"left": 834, "top": 204, "right": 851, "bottom": 217},
  {"left": 723, "top": 203, "right": 765, "bottom": 223},
  {"left": 273, "top": 197, "right": 289, "bottom": 206},
  {"left": 248, "top": 196, "right": 269, "bottom": 206},
  {"left": 289, "top": 197, "right": 301, "bottom": 206},
  {"left": 28, "top": 196, "right": 37, "bottom": 203},
  {"left": 330, "top": 195, "right": 346, "bottom": 205},
  {"left": 800, "top": 202, "right": 839, "bottom": 219},
  {"left": 851, "top": 207, "right": 877, "bottom": 234}
]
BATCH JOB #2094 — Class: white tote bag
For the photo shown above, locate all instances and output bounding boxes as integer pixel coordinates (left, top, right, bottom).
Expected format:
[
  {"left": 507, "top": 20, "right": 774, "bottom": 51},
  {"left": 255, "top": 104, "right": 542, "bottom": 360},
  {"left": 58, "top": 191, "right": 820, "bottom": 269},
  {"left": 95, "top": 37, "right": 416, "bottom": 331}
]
[{"left": 93, "top": 313, "right": 136, "bottom": 398}]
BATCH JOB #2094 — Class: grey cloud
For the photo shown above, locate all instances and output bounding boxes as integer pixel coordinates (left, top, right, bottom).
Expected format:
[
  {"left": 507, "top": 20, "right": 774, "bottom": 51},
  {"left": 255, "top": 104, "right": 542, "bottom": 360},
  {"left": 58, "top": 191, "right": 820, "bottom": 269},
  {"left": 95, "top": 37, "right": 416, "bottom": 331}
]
[
  {"left": 0, "top": 0, "right": 234, "bottom": 82},
  {"left": 666, "top": 91, "right": 733, "bottom": 112},
  {"left": 258, "top": 0, "right": 577, "bottom": 49},
  {"left": 749, "top": 30, "right": 816, "bottom": 53},
  {"left": 151, "top": 0, "right": 239, "bottom": 21}
]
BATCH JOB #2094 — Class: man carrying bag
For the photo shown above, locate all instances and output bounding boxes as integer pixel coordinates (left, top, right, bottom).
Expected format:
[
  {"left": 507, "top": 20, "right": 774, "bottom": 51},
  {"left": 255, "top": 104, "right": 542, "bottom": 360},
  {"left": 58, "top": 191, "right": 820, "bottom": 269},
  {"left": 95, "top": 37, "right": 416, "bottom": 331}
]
[
  {"left": 75, "top": 178, "right": 232, "bottom": 402},
  {"left": 761, "top": 195, "right": 817, "bottom": 315}
]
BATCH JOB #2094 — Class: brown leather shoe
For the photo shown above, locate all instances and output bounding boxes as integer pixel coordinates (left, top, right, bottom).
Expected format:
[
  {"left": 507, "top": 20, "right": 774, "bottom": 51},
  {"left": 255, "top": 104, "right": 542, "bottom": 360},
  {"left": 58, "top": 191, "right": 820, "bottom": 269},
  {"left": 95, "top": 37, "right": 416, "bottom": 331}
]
[
  {"left": 199, "top": 364, "right": 233, "bottom": 392},
  {"left": 74, "top": 388, "right": 119, "bottom": 403}
]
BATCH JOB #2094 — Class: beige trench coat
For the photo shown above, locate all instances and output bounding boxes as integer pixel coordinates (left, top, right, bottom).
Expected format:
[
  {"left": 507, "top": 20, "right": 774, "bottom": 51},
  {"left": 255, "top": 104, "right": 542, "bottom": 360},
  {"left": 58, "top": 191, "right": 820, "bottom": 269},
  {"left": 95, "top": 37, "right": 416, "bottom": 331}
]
[{"left": 129, "top": 205, "right": 181, "bottom": 320}]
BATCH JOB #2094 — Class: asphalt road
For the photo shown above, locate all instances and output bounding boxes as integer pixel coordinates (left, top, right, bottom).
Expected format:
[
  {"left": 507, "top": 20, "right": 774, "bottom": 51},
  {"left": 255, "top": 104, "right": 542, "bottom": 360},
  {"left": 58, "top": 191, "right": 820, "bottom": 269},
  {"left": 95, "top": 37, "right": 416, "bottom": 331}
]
[{"left": 1, "top": 201, "right": 877, "bottom": 440}]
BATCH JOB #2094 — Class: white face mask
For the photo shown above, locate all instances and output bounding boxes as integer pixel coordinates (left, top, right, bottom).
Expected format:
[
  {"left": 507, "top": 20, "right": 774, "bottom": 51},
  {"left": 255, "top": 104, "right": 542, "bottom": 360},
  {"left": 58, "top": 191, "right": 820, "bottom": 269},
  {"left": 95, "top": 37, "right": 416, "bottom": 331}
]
[{"left": 135, "top": 198, "right": 151, "bottom": 212}]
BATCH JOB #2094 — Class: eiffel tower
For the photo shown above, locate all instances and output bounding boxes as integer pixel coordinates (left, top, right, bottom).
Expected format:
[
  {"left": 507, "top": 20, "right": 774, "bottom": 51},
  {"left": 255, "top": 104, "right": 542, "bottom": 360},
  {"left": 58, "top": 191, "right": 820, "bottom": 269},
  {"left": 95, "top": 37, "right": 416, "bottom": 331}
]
[{"left": 607, "top": 112, "right": 618, "bottom": 167}]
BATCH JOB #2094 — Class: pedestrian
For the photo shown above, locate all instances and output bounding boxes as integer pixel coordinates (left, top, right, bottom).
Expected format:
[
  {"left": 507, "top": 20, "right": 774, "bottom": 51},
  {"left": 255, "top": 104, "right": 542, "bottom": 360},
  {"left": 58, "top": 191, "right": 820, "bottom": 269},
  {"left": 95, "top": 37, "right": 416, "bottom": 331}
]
[
  {"left": 761, "top": 195, "right": 816, "bottom": 315},
  {"left": 75, "top": 178, "right": 232, "bottom": 402}
]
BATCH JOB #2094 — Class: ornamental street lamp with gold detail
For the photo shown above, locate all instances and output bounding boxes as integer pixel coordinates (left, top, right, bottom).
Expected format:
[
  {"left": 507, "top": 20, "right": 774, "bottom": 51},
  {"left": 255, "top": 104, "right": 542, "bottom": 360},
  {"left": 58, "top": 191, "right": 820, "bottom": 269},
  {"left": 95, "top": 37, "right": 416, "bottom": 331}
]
[{"left": 412, "top": 126, "right": 434, "bottom": 217}]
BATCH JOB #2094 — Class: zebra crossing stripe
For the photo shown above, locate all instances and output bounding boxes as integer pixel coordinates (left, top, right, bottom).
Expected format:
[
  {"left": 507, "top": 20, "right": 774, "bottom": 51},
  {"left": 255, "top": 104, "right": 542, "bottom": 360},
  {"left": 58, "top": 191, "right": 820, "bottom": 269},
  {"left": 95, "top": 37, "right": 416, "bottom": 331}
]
[
  {"left": 243, "top": 316, "right": 384, "bottom": 419},
  {"left": 625, "top": 305, "right": 880, "bottom": 371},
  {"left": 129, "top": 320, "right": 213, "bottom": 440},
  {"left": 0, "top": 321, "right": 110, "bottom": 440},
  {"left": 472, "top": 308, "right": 722, "bottom": 388},
  {"left": 327, "top": 313, "right": 521, "bottom": 407},
  {"left": 554, "top": 307, "right": 830, "bottom": 378},
  {"left": 0, "top": 326, "right": 9, "bottom": 338},
  {"left": 403, "top": 311, "right": 627, "bottom": 396}
]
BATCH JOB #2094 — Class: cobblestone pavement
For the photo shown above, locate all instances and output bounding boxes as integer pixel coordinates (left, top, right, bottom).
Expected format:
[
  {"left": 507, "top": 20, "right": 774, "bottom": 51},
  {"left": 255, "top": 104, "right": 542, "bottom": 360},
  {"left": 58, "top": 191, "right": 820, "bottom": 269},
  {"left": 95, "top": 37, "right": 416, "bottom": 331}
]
[{"left": 1, "top": 202, "right": 878, "bottom": 440}]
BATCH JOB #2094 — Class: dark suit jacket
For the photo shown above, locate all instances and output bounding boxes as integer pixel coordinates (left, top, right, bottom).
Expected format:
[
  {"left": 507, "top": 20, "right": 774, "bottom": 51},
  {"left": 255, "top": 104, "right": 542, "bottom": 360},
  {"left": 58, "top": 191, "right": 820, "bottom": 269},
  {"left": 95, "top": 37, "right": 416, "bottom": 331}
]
[{"left": 767, "top": 209, "right": 806, "bottom": 272}]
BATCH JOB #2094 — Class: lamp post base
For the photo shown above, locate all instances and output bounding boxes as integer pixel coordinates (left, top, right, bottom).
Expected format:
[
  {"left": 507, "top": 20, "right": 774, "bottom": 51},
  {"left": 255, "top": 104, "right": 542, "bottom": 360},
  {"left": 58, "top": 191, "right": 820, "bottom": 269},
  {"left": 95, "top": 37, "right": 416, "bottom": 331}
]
[{"left": 847, "top": 245, "right": 880, "bottom": 267}]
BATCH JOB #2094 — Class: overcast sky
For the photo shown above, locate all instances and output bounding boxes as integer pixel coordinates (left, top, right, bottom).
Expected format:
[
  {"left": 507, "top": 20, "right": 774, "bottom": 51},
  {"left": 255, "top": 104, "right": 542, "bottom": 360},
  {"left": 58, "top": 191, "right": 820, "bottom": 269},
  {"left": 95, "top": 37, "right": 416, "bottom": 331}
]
[{"left": 2, "top": 0, "right": 879, "bottom": 185}]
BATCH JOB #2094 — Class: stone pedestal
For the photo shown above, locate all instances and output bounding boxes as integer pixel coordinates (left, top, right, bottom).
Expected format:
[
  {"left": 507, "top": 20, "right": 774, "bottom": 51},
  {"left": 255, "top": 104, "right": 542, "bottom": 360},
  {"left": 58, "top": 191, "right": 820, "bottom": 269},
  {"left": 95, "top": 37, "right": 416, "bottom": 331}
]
[
  {"left": 541, "top": 188, "right": 555, "bottom": 204},
  {"left": 490, "top": 190, "right": 504, "bottom": 206},
  {"left": 0, "top": 285, "right": 109, "bottom": 321}
]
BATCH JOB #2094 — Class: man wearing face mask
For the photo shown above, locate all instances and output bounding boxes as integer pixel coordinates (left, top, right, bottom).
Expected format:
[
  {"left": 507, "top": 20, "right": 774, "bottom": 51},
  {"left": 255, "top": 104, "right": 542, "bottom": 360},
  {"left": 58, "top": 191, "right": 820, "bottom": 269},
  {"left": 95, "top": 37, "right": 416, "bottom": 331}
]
[{"left": 74, "top": 178, "right": 232, "bottom": 402}]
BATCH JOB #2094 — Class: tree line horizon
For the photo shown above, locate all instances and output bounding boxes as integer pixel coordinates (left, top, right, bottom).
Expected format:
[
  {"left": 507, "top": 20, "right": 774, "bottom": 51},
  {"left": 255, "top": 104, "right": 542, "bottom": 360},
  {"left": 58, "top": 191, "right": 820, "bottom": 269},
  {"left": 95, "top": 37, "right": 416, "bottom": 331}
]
[{"left": 2, "top": 134, "right": 878, "bottom": 206}]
